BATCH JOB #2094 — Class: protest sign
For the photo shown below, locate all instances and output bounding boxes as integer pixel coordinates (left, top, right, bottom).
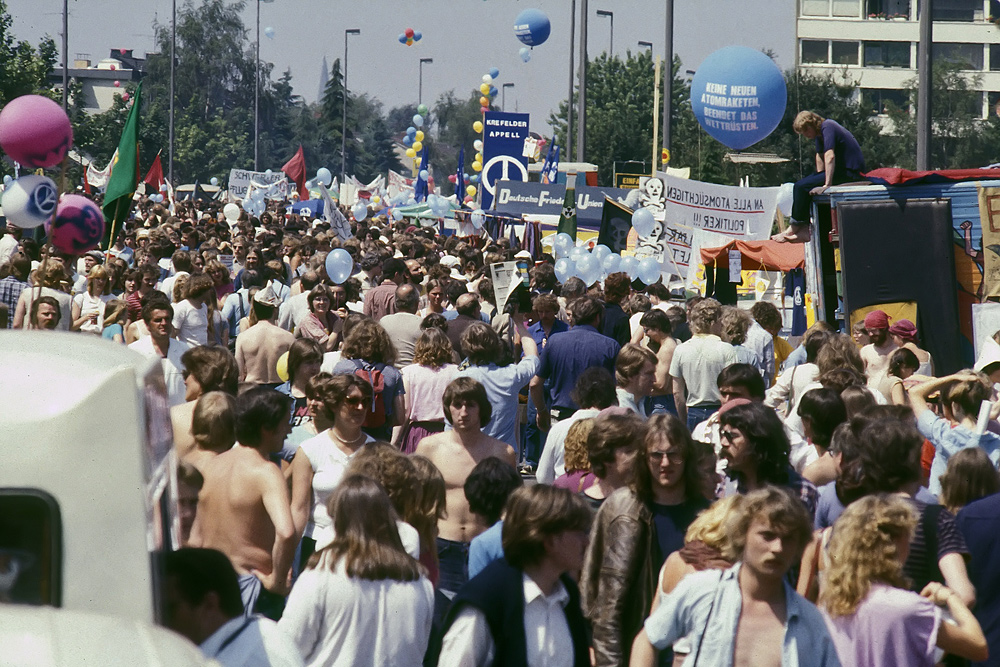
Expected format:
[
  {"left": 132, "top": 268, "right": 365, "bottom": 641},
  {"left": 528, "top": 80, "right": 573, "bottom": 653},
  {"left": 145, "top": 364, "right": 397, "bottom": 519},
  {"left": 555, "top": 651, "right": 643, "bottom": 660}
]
[
  {"left": 490, "top": 261, "right": 520, "bottom": 312},
  {"left": 481, "top": 112, "right": 530, "bottom": 210},
  {"left": 227, "top": 169, "right": 287, "bottom": 200}
]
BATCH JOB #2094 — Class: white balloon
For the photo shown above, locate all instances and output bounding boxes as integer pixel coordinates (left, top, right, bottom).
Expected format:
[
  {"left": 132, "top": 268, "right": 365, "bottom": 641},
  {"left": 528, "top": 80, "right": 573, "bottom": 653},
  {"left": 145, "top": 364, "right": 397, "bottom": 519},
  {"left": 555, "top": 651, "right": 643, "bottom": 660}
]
[
  {"left": 637, "top": 257, "right": 662, "bottom": 286},
  {"left": 552, "top": 232, "right": 574, "bottom": 257},
  {"left": 471, "top": 209, "right": 486, "bottom": 229},
  {"left": 473, "top": 139, "right": 483, "bottom": 152},
  {"left": 632, "top": 208, "right": 656, "bottom": 238},
  {"left": 575, "top": 254, "right": 601, "bottom": 286},
  {"left": 593, "top": 244, "right": 612, "bottom": 263},
  {"left": 620, "top": 256, "right": 640, "bottom": 280},
  {"left": 569, "top": 246, "right": 587, "bottom": 261},
  {"left": 602, "top": 253, "right": 622, "bottom": 274},
  {"left": 1, "top": 175, "right": 58, "bottom": 229},
  {"left": 554, "top": 257, "right": 575, "bottom": 283},
  {"left": 482, "top": 74, "right": 493, "bottom": 84}
]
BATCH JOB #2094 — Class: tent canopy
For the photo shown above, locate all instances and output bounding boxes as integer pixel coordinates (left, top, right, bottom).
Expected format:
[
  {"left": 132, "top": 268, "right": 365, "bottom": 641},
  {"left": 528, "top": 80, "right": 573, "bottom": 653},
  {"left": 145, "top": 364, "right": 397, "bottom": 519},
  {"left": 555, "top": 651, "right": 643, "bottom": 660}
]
[{"left": 700, "top": 239, "right": 804, "bottom": 271}]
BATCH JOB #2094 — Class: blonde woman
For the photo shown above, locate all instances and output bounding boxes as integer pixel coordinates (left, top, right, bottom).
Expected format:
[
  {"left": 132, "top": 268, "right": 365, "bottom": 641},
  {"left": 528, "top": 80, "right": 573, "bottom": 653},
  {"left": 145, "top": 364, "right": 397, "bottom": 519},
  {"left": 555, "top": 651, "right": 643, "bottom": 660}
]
[
  {"left": 819, "top": 495, "right": 987, "bottom": 665},
  {"left": 71, "top": 265, "right": 113, "bottom": 333}
]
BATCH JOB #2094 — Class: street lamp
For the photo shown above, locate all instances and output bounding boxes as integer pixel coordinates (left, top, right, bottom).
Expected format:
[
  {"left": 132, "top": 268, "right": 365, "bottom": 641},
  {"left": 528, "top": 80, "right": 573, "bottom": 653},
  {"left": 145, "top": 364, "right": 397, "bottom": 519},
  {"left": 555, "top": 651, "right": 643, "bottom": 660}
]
[
  {"left": 419, "top": 57, "right": 433, "bottom": 106},
  {"left": 638, "top": 41, "right": 653, "bottom": 51},
  {"left": 254, "top": 0, "right": 275, "bottom": 172},
  {"left": 342, "top": 28, "right": 360, "bottom": 183},
  {"left": 663, "top": 0, "right": 674, "bottom": 156},
  {"left": 502, "top": 83, "right": 514, "bottom": 111},
  {"left": 597, "top": 9, "right": 613, "bottom": 55}
]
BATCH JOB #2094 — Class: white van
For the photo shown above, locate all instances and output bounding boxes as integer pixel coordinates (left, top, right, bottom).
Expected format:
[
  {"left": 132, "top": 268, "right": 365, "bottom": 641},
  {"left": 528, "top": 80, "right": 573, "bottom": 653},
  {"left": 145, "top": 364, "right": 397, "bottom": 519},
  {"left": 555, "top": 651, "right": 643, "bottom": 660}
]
[{"left": 0, "top": 332, "right": 211, "bottom": 665}]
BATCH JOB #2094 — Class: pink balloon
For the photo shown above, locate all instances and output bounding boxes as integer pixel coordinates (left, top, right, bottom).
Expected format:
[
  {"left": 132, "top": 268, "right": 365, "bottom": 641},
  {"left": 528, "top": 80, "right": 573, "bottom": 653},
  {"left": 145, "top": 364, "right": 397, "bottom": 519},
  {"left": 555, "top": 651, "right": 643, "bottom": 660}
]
[
  {"left": 0, "top": 95, "right": 73, "bottom": 168},
  {"left": 110, "top": 64, "right": 116, "bottom": 71},
  {"left": 114, "top": 80, "right": 121, "bottom": 88},
  {"left": 122, "top": 92, "right": 130, "bottom": 101},
  {"left": 47, "top": 194, "right": 106, "bottom": 254}
]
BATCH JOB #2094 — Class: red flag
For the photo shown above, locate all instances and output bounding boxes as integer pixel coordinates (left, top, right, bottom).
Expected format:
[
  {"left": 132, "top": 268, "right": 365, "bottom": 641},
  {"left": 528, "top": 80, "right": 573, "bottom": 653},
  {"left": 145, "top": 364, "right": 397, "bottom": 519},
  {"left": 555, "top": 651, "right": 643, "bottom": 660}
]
[
  {"left": 143, "top": 151, "right": 164, "bottom": 192},
  {"left": 282, "top": 145, "right": 308, "bottom": 201}
]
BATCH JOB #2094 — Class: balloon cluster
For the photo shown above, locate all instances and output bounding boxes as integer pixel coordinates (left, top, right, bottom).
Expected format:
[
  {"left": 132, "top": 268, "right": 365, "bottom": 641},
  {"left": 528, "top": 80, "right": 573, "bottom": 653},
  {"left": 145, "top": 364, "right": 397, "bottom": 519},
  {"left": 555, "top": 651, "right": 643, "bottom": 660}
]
[
  {"left": 404, "top": 108, "right": 428, "bottom": 160},
  {"left": 398, "top": 27, "right": 422, "bottom": 46},
  {"left": 149, "top": 193, "right": 165, "bottom": 203},
  {"left": 550, "top": 233, "right": 662, "bottom": 287},
  {"left": 426, "top": 193, "right": 452, "bottom": 217},
  {"left": 478, "top": 68, "right": 500, "bottom": 113}
]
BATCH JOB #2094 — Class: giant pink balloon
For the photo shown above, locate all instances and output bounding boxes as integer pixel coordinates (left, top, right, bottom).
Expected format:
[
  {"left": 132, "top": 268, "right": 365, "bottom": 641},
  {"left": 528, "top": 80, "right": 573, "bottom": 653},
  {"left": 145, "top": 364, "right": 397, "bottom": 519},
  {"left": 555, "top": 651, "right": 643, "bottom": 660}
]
[
  {"left": 47, "top": 195, "right": 105, "bottom": 254},
  {"left": 0, "top": 95, "right": 73, "bottom": 168}
]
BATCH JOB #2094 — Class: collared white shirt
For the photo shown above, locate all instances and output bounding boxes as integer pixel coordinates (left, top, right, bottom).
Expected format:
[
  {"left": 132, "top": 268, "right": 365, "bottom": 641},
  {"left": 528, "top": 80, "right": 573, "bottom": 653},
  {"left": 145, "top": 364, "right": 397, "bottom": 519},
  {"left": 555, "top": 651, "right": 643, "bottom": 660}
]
[
  {"left": 439, "top": 573, "right": 574, "bottom": 667},
  {"left": 200, "top": 615, "right": 303, "bottom": 667},
  {"left": 128, "top": 336, "right": 191, "bottom": 406}
]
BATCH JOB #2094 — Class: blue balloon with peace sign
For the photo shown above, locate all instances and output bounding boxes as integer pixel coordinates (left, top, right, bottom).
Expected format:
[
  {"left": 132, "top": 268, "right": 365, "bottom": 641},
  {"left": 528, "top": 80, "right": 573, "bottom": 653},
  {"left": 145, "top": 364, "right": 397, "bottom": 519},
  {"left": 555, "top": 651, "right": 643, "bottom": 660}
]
[{"left": 690, "top": 46, "right": 787, "bottom": 151}]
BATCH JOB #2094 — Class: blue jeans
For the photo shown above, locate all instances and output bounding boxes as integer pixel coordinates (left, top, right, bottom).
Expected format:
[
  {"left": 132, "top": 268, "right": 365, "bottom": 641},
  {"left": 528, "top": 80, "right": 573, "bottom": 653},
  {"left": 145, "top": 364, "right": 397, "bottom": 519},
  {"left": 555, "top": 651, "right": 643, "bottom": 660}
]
[
  {"left": 649, "top": 394, "right": 677, "bottom": 416},
  {"left": 436, "top": 537, "right": 470, "bottom": 597},
  {"left": 523, "top": 398, "right": 545, "bottom": 466},
  {"left": 791, "top": 169, "right": 862, "bottom": 224},
  {"left": 686, "top": 404, "right": 720, "bottom": 433}
]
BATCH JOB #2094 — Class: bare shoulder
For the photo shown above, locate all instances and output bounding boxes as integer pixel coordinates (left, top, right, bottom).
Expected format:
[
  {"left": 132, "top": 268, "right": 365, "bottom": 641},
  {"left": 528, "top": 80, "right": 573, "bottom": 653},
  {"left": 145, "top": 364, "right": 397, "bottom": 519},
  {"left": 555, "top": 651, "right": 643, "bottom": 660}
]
[
  {"left": 414, "top": 431, "right": 448, "bottom": 458},
  {"left": 486, "top": 438, "right": 517, "bottom": 465}
]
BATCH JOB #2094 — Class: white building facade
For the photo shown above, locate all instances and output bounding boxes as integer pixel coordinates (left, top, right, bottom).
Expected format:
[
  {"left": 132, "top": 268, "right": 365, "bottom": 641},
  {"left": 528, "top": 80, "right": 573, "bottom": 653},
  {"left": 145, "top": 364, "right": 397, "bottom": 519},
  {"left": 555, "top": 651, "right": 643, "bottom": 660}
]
[{"left": 797, "top": 0, "right": 1000, "bottom": 117}]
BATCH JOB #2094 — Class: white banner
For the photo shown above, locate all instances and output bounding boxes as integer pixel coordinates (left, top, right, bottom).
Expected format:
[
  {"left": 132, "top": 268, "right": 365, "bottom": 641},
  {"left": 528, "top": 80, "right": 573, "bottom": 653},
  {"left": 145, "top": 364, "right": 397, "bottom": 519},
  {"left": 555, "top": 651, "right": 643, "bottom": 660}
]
[{"left": 227, "top": 169, "right": 288, "bottom": 200}]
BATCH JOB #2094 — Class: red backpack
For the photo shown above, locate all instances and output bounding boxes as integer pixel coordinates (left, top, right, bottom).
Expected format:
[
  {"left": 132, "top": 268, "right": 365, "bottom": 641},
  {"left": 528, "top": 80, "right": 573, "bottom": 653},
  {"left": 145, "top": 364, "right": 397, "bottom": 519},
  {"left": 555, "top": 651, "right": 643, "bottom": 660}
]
[{"left": 353, "top": 361, "right": 387, "bottom": 428}]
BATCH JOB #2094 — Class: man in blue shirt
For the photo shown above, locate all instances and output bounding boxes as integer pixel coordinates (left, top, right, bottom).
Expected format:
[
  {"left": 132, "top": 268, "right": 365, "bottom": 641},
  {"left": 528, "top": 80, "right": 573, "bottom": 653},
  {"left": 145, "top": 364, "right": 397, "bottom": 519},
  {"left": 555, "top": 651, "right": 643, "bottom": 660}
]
[
  {"left": 523, "top": 293, "right": 569, "bottom": 468},
  {"left": 530, "top": 296, "right": 620, "bottom": 432},
  {"left": 630, "top": 487, "right": 840, "bottom": 667},
  {"left": 957, "top": 492, "right": 1000, "bottom": 667},
  {"left": 774, "top": 110, "right": 865, "bottom": 244}
]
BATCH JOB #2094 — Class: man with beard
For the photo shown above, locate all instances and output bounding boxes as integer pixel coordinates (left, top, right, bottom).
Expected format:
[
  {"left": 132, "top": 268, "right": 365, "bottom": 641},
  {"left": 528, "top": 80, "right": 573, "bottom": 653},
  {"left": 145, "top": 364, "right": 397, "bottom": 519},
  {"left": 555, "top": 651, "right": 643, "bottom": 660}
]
[{"left": 859, "top": 309, "right": 898, "bottom": 390}]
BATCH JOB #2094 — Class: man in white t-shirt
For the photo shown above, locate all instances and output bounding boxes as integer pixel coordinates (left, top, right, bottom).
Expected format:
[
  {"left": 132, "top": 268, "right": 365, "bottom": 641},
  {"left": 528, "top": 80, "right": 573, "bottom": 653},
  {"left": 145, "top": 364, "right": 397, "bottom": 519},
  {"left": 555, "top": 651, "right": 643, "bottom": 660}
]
[
  {"left": 129, "top": 299, "right": 192, "bottom": 406},
  {"left": 380, "top": 284, "right": 423, "bottom": 368},
  {"left": 669, "top": 299, "right": 737, "bottom": 431}
]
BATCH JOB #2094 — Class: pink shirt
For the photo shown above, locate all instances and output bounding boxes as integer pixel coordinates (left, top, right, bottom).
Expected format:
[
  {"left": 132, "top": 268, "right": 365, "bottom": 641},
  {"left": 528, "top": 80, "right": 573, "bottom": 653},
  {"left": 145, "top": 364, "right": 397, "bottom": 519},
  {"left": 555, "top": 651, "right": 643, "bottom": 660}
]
[{"left": 401, "top": 363, "right": 458, "bottom": 422}]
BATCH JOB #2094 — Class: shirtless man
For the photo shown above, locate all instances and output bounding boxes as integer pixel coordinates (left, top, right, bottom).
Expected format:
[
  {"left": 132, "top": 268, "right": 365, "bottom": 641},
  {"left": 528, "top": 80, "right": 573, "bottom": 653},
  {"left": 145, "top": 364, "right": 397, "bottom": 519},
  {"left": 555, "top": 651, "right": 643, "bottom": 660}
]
[
  {"left": 415, "top": 377, "right": 516, "bottom": 597},
  {"left": 630, "top": 487, "right": 839, "bottom": 667},
  {"left": 859, "top": 309, "right": 898, "bottom": 390},
  {"left": 235, "top": 285, "right": 295, "bottom": 388},
  {"left": 639, "top": 308, "right": 678, "bottom": 415},
  {"left": 190, "top": 387, "right": 296, "bottom": 620}
]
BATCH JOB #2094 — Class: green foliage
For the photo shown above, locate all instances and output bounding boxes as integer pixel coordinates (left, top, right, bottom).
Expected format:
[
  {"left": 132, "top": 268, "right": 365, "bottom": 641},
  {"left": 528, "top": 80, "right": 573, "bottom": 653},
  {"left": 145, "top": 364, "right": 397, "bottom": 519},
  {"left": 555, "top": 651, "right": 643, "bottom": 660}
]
[{"left": 0, "top": 0, "right": 57, "bottom": 108}]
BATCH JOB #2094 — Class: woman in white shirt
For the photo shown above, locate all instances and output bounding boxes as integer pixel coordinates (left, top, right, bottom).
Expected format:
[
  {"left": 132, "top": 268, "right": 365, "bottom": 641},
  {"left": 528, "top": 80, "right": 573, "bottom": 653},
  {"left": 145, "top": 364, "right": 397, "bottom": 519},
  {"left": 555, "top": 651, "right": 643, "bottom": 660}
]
[
  {"left": 279, "top": 475, "right": 434, "bottom": 667},
  {"left": 172, "top": 273, "right": 225, "bottom": 347},
  {"left": 71, "top": 265, "right": 113, "bottom": 334}
]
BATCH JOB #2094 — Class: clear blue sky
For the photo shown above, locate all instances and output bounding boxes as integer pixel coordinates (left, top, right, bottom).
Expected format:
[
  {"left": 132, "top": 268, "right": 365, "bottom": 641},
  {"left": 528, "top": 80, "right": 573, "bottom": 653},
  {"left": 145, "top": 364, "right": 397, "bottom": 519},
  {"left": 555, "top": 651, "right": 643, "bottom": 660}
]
[{"left": 8, "top": 0, "right": 794, "bottom": 138}]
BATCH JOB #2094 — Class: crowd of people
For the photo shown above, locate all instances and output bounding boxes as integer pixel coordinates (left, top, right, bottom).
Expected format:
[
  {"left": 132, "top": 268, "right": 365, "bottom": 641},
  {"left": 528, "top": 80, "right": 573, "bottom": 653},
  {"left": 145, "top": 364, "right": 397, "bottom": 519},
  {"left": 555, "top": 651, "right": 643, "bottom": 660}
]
[{"left": 5, "top": 191, "right": 1000, "bottom": 667}]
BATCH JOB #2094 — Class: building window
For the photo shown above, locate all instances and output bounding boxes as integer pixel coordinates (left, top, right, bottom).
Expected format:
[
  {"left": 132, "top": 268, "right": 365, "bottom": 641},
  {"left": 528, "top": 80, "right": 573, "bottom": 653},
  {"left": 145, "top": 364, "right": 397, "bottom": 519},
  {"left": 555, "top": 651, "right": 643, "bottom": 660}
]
[
  {"left": 936, "top": 43, "right": 984, "bottom": 70},
  {"left": 832, "top": 41, "right": 861, "bottom": 64},
  {"left": 801, "top": 0, "right": 862, "bottom": 16},
  {"left": 802, "top": 40, "right": 830, "bottom": 64},
  {"left": 862, "top": 88, "right": 910, "bottom": 113},
  {"left": 863, "top": 41, "right": 912, "bottom": 67},
  {"left": 867, "top": 0, "right": 910, "bottom": 18},
  {"left": 990, "top": 44, "right": 1000, "bottom": 71},
  {"left": 917, "top": 0, "right": 982, "bottom": 21}
]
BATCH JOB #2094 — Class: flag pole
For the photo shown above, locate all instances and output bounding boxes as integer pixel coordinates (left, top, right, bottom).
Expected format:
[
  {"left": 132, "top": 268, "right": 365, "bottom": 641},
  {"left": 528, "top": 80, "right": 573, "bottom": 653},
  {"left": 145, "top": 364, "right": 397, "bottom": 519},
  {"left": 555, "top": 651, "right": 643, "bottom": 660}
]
[{"left": 652, "top": 56, "right": 660, "bottom": 177}]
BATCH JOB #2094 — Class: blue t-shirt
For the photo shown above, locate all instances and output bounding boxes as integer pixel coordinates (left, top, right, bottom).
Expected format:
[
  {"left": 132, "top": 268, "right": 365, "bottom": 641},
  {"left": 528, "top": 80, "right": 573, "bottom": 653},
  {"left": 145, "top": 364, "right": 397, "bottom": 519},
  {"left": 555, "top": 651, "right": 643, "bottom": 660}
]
[
  {"left": 958, "top": 493, "right": 1000, "bottom": 667},
  {"left": 468, "top": 520, "right": 505, "bottom": 579},
  {"left": 537, "top": 325, "right": 620, "bottom": 410},
  {"left": 816, "top": 119, "right": 865, "bottom": 173},
  {"left": 102, "top": 323, "right": 125, "bottom": 343}
]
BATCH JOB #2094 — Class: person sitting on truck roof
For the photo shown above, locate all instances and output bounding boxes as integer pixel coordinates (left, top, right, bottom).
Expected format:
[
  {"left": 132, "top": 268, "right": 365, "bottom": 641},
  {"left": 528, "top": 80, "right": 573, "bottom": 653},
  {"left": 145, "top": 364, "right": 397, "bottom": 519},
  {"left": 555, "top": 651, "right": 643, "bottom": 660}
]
[
  {"left": 164, "top": 548, "right": 303, "bottom": 667},
  {"left": 190, "top": 387, "right": 296, "bottom": 621}
]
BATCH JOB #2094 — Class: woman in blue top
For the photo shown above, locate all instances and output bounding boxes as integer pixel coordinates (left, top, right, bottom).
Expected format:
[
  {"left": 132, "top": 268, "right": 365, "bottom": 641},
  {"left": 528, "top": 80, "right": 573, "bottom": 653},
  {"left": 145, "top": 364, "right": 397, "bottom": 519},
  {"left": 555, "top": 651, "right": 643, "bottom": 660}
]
[{"left": 101, "top": 298, "right": 127, "bottom": 344}]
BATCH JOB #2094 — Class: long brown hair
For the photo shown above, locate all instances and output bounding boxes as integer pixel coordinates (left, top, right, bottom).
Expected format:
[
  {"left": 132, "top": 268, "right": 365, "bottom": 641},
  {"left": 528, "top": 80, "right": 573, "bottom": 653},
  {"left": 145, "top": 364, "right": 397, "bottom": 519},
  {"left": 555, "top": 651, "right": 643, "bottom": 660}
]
[{"left": 307, "top": 475, "right": 423, "bottom": 581}]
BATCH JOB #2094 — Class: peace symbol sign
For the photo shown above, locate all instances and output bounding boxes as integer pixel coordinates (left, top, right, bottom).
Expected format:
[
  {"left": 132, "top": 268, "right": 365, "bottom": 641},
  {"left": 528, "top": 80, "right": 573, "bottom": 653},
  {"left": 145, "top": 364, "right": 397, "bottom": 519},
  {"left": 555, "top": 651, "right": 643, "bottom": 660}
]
[{"left": 482, "top": 155, "right": 529, "bottom": 196}]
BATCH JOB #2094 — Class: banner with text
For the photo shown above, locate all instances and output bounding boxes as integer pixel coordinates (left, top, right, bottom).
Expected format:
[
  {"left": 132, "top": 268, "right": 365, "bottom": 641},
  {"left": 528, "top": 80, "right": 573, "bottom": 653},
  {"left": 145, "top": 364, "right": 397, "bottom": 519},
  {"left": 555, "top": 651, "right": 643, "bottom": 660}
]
[
  {"left": 481, "top": 112, "right": 530, "bottom": 210},
  {"left": 492, "top": 180, "right": 632, "bottom": 229},
  {"left": 228, "top": 169, "right": 288, "bottom": 200}
]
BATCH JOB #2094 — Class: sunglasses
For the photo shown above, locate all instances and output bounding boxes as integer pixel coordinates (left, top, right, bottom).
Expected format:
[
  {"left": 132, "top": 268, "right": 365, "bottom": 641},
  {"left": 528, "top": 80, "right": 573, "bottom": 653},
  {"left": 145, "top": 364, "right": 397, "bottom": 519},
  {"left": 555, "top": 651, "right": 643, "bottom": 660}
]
[
  {"left": 720, "top": 430, "right": 740, "bottom": 443},
  {"left": 648, "top": 450, "right": 684, "bottom": 464}
]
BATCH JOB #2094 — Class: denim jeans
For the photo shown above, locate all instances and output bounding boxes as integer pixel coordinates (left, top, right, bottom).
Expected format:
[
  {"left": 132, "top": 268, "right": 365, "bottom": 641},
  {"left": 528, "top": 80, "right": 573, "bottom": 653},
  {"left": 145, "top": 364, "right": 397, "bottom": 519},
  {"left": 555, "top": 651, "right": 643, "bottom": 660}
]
[{"left": 686, "top": 404, "right": 720, "bottom": 433}]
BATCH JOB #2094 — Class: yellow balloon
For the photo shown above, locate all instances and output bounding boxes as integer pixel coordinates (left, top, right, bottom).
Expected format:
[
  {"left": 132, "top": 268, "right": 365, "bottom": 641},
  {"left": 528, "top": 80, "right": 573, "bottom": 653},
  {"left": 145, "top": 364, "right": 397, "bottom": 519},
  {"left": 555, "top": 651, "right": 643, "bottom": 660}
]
[
  {"left": 480, "top": 83, "right": 490, "bottom": 95},
  {"left": 276, "top": 351, "right": 289, "bottom": 382},
  {"left": 473, "top": 121, "right": 483, "bottom": 133},
  {"left": 405, "top": 148, "right": 416, "bottom": 158},
  {"left": 412, "top": 140, "right": 423, "bottom": 152},
  {"left": 472, "top": 161, "right": 482, "bottom": 172},
  {"left": 372, "top": 195, "right": 381, "bottom": 203},
  {"left": 466, "top": 185, "right": 477, "bottom": 196},
  {"left": 475, "top": 152, "right": 483, "bottom": 162},
  {"left": 414, "top": 130, "right": 424, "bottom": 142}
]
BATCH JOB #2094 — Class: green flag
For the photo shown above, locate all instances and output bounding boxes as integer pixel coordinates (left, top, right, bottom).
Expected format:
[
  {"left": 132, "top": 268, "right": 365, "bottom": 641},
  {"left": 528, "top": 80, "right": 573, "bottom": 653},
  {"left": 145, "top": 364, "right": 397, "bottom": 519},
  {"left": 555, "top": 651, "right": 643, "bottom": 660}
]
[
  {"left": 102, "top": 82, "right": 142, "bottom": 245},
  {"left": 557, "top": 183, "right": 577, "bottom": 239}
]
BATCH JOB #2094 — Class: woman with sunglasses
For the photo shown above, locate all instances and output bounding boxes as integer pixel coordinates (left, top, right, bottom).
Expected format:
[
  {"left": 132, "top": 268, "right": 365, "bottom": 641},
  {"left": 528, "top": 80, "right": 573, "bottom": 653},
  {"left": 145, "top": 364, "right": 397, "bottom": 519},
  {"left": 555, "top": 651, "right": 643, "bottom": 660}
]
[{"left": 289, "top": 374, "right": 375, "bottom": 570}]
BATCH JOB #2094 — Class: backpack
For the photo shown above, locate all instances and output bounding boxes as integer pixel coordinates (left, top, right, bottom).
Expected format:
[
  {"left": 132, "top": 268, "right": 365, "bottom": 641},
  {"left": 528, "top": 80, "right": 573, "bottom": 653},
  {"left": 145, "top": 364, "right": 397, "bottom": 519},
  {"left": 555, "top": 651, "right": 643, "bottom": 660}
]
[{"left": 353, "top": 361, "right": 387, "bottom": 428}]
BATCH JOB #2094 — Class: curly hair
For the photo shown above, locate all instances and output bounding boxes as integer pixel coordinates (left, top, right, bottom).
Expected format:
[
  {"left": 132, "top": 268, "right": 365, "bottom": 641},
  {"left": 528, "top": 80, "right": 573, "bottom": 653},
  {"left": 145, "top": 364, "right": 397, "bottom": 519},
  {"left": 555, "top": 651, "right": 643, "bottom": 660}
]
[
  {"left": 688, "top": 298, "right": 722, "bottom": 335},
  {"left": 685, "top": 495, "right": 746, "bottom": 561},
  {"left": 726, "top": 486, "right": 813, "bottom": 561},
  {"left": 344, "top": 442, "right": 420, "bottom": 522},
  {"left": 563, "top": 418, "right": 594, "bottom": 473},
  {"left": 720, "top": 306, "right": 752, "bottom": 345},
  {"left": 819, "top": 494, "right": 916, "bottom": 617},
  {"left": 413, "top": 327, "right": 455, "bottom": 369},
  {"left": 719, "top": 402, "right": 791, "bottom": 485},
  {"left": 314, "top": 373, "right": 374, "bottom": 423},
  {"left": 816, "top": 334, "right": 865, "bottom": 375},
  {"left": 793, "top": 110, "right": 825, "bottom": 134},
  {"left": 340, "top": 319, "right": 397, "bottom": 365}
]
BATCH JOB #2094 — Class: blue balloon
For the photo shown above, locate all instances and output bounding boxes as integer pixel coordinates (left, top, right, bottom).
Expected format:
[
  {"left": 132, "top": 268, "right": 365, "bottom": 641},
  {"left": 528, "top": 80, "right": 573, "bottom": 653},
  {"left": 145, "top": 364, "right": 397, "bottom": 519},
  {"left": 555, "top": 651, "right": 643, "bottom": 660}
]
[
  {"left": 398, "top": 33, "right": 407, "bottom": 44},
  {"left": 403, "top": 135, "right": 413, "bottom": 147},
  {"left": 632, "top": 208, "right": 655, "bottom": 238},
  {"left": 263, "top": 26, "right": 275, "bottom": 39},
  {"left": 392, "top": 209, "right": 403, "bottom": 221},
  {"left": 514, "top": 9, "right": 550, "bottom": 47},
  {"left": 210, "top": 177, "right": 219, "bottom": 186},
  {"left": 690, "top": 46, "right": 787, "bottom": 150},
  {"left": 407, "top": 126, "right": 416, "bottom": 136},
  {"left": 325, "top": 248, "right": 354, "bottom": 285},
  {"left": 489, "top": 86, "right": 498, "bottom": 97},
  {"left": 413, "top": 114, "right": 424, "bottom": 127},
  {"left": 519, "top": 46, "right": 531, "bottom": 63},
  {"left": 419, "top": 169, "right": 429, "bottom": 181},
  {"left": 470, "top": 174, "right": 479, "bottom": 183},
  {"left": 413, "top": 31, "right": 422, "bottom": 41},
  {"left": 316, "top": 167, "right": 332, "bottom": 186},
  {"left": 352, "top": 203, "right": 367, "bottom": 221},
  {"left": 489, "top": 67, "right": 500, "bottom": 79},
  {"left": 637, "top": 257, "right": 662, "bottom": 286}
]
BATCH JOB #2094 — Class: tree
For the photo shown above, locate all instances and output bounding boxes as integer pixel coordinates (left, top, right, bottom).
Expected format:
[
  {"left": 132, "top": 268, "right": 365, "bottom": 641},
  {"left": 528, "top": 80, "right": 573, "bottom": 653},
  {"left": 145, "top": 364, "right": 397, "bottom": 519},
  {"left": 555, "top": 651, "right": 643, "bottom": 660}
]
[
  {"left": 428, "top": 90, "right": 491, "bottom": 181},
  {"left": 0, "top": 0, "right": 57, "bottom": 108}
]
